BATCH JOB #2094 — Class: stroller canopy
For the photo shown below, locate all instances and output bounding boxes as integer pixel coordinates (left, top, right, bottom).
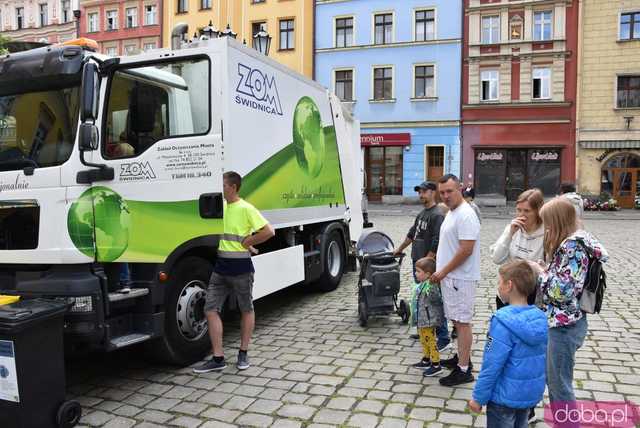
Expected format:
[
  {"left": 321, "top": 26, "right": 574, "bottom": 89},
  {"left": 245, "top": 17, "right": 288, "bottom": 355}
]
[{"left": 356, "top": 230, "right": 395, "bottom": 256}]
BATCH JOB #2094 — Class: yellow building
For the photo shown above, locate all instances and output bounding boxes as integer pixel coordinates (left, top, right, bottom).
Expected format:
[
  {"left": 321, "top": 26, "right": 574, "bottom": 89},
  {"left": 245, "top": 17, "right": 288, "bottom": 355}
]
[
  {"left": 163, "top": 0, "right": 314, "bottom": 78},
  {"left": 577, "top": 0, "right": 640, "bottom": 208}
]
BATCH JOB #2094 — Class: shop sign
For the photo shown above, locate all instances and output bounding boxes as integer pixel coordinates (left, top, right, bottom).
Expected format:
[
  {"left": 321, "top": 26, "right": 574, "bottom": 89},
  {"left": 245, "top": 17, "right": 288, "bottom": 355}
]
[
  {"left": 360, "top": 133, "right": 411, "bottom": 146},
  {"left": 531, "top": 151, "right": 559, "bottom": 161},
  {"left": 476, "top": 152, "right": 503, "bottom": 161}
]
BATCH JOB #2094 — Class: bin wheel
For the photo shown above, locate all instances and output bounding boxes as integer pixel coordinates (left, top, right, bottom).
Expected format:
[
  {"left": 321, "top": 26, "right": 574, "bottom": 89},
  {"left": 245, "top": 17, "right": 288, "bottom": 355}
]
[
  {"left": 358, "top": 301, "right": 368, "bottom": 327},
  {"left": 57, "top": 400, "right": 82, "bottom": 428},
  {"left": 398, "top": 299, "right": 409, "bottom": 324}
]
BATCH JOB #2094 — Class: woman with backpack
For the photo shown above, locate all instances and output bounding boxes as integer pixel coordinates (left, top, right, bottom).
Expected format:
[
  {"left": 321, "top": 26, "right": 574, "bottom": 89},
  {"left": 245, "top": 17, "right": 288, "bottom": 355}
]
[{"left": 536, "top": 198, "right": 608, "bottom": 426}]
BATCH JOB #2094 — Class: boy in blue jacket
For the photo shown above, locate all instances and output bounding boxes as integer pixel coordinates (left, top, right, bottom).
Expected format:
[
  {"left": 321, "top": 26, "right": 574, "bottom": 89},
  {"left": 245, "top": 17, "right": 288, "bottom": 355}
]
[{"left": 469, "top": 260, "right": 547, "bottom": 428}]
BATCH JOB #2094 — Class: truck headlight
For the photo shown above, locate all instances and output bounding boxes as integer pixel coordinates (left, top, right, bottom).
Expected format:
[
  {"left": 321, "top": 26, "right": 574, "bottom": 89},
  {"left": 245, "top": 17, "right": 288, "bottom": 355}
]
[{"left": 67, "top": 296, "right": 93, "bottom": 313}]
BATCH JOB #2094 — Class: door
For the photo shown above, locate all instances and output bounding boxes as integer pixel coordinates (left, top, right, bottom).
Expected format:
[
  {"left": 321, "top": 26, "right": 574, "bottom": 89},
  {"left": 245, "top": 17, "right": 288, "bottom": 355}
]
[
  {"left": 506, "top": 149, "right": 527, "bottom": 201},
  {"left": 426, "top": 146, "right": 444, "bottom": 182},
  {"left": 89, "top": 51, "right": 224, "bottom": 263},
  {"left": 366, "top": 147, "right": 384, "bottom": 202},
  {"left": 613, "top": 169, "right": 637, "bottom": 208}
]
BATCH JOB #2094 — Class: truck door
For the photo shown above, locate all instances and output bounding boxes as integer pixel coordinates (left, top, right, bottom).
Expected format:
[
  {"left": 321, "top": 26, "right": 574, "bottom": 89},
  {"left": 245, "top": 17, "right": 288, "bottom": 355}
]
[{"left": 87, "top": 51, "right": 223, "bottom": 264}]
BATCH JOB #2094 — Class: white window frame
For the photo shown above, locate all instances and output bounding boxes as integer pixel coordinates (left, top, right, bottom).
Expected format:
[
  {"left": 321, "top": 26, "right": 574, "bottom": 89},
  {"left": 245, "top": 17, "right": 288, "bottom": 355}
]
[
  {"left": 481, "top": 15, "right": 500, "bottom": 44},
  {"left": 371, "top": 65, "right": 395, "bottom": 101},
  {"left": 61, "top": 0, "right": 71, "bottom": 23},
  {"left": 125, "top": 44, "right": 138, "bottom": 55},
  {"left": 143, "top": 42, "right": 156, "bottom": 52},
  {"left": 533, "top": 10, "right": 553, "bottom": 41},
  {"left": 413, "top": 63, "right": 437, "bottom": 99},
  {"left": 201, "top": 0, "right": 212, "bottom": 9},
  {"left": 371, "top": 11, "right": 395, "bottom": 45},
  {"left": 480, "top": 69, "right": 499, "bottom": 102},
  {"left": 333, "top": 15, "right": 355, "bottom": 48},
  {"left": 413, "top": 8, "right": 437, "bottom": 42},
  {"left": 144, "top": 4, "right": 157, "bottom": 26},
  {"left": 532, "top": 68, "right": 551, "bottom": 100},
  {"left": 106, "top": 10, "right": 118, "bottom": 31},
  {"left": 39, "top": 3, "right": 48, "bottom": 27},
  {"left": 333, "top": 67, "right": 356, "bottom": 102},
  {"left": 88, "top": 11, "right": 99, "bottom": 32},
  {"left": 105, "top": 46, "right": 118, "bottom": 56},
  {"left": 126, "top": 7, "right": 138, "bottom": 28},
  {"left": 16, "top": 7, "right": 24, "bottom": 30}
]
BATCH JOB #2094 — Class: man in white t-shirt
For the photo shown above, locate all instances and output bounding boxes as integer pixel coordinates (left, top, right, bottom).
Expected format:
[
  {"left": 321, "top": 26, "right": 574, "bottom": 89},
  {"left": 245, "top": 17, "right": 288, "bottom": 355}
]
[{"left": 430, "top": 174, "right": 481, "bottom": 387}]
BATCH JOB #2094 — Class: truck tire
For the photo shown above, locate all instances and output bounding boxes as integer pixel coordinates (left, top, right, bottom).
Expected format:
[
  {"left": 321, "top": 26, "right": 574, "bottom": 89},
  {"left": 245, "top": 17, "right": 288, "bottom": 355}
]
[
  {"left": 151, "top": 256, "right": 213, "bottom": 365},
  {"left": 314, "top": 231, "right": 345, "bottom": 292}
]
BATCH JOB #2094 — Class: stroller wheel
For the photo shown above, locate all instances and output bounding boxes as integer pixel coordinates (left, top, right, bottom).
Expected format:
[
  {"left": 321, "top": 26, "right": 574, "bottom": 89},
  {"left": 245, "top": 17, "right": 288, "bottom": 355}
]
[
  {"left": 358, "top": 301, "right": 368, "bottom": 327},
  {"left": 398, "top": 299, "right": 409, "bottom": 324}
]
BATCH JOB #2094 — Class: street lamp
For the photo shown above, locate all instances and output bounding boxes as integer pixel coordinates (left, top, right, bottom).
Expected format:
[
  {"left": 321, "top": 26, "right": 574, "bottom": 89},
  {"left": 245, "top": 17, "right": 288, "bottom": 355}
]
[
  {"left": 201, "top": 20, "right": 219, "bottom": 39},
  {"left": 252, "top": 30, "right": 271, "bottom": 56},
  {"left": 219, "top": 24, "right": 237, "bottom": 39}
]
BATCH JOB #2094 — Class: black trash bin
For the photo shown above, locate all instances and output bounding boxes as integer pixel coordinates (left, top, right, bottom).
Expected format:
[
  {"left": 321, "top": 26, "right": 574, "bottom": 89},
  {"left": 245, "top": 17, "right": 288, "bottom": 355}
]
[{"left": 0, "top": 298, "right": 81, "bottom": 428}]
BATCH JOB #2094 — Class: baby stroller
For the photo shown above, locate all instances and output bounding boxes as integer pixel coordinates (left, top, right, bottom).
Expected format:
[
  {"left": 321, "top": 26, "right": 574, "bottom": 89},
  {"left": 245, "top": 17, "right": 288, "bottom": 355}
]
[{"left": 356, "top": 230, "right": 408, "bottom": 327}]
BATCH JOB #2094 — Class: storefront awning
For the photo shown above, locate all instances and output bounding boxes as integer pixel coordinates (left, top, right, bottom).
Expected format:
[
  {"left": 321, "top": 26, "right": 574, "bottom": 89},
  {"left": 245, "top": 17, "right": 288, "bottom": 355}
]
[{"left": 579, "top": 140, "right": 640, "bottom": 149}]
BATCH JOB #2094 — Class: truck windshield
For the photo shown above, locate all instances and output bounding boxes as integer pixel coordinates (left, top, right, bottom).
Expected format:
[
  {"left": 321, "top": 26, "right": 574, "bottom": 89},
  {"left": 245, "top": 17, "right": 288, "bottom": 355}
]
[{"left": 0, "top": 85, "right": 80, "bottom": 171}]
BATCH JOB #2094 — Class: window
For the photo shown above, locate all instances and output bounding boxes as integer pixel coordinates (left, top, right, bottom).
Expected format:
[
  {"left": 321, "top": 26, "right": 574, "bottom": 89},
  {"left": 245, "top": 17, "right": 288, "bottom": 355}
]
[
  {"left": 414, "top": 65, "right": 435, "bottom": 98},
  {"left": 16, "top": 7, "right": 24, "bottom": 30},
  {"left": 252, "top": 21, "right": 266, "bottom": 36},
  {"left": 534, "top": 11, "right": 552, "bottom": 41},
  {"left": 620, "top": 12, "right": 640, "bottom": 40},
  {"left": 481, "top": 15, "right": 500, "bottom": 44},
  {"left": 145, "top": 5, "right": 157, "bottom": 25},
  {"left": 106, "top": 46, "right": 117, "bottom": 56},
  {"left": 335, "top": 17, "right": 354, "bottom": 48},
  {"left": 126, "top": 8, "right": 137, "bottom": 28},
  {"left": 373, "top": 67, "right": 393, "bottom": 100},
  {"left": 88, "top": 12, "right": 99, "bottom": 32},
  {"left": 201, "top": 0, "right": 212, "bottom": 9},
  {"left": 106, "top": 10, "right": 118, "bottom": 31},
  {"left": 415, "top": 9, "right": 435, "bottom": 41},
  {"left": 252, "top": 0, "right": 266, "bottom": 3},
  {"left": 279, "top": 19, "right": 295, "bottom": 50},
  {"left": 62, "top": 1, "right": 71, "bottom": 23},
  {"left": 125, "top": 45, "right": 137, "bottom": 55},
  {"left": 143, "top": 43, "right": 156, "bottom": 51},
  {"left": 617, "top": 76, "right": 640, "bottom": 108},
  {"left": 39, "top": 4, "right": 48, "bottom": 27},
  {"left": 177, "top": 0, "right": 187, "bottom": 13},
  {"left": 104, "top": 57, "right": 210, "bottom": 159},
  {"left": 532, "top": 68, "right": 551, "bottom": 99},
  {"left": 481, "top": 70, "right": 499, "bottom": 101},
  {"left": 335, "top": 70, "right": 353, "bottom": 102},
  {"left": 374, "top": 13, "right": 393, "bottom": 44}
]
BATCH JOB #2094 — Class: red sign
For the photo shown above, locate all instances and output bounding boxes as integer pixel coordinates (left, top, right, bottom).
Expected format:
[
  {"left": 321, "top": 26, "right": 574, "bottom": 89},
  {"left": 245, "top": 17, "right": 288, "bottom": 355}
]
[{"left": 360, "top": 133, "right": 411, "bottom": 147}]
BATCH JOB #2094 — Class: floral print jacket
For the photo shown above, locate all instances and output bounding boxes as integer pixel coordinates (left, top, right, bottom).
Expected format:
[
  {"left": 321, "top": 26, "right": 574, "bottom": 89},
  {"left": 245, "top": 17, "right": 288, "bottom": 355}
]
[{"left": 538, "top": 230, "right": 609, "bottom": 328}]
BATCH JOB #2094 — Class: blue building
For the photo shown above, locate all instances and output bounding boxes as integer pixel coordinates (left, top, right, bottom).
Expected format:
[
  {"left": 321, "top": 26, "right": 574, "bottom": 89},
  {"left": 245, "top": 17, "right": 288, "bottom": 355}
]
[{"left": 315, "top": 0, "right": 462, "bottom": 201}]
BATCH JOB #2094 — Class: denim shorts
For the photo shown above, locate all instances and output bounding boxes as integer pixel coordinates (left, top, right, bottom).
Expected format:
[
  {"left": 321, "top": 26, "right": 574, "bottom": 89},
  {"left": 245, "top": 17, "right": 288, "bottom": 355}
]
[{"left": 204, "top": 271, "right": 254, "bottom": 313}]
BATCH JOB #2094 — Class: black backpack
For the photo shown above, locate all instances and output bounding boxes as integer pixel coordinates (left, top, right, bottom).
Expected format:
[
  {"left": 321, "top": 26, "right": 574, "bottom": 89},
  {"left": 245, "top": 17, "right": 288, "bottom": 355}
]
[{"left": 576, "top": 239, "right": 606, "bottom": 314}]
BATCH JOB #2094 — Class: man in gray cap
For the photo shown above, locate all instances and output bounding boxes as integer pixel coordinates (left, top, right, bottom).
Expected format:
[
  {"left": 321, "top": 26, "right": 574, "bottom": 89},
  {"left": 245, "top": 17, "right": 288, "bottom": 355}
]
[{"left": 394, "top": 181, "right": 450, "bottom": 352}]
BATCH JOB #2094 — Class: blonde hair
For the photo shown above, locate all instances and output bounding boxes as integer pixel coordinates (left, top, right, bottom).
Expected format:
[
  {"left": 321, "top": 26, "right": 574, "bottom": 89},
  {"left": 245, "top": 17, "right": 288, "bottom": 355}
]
[
  {"left": 540, "top": 197, "right": 577, "bottom": 261},
  {"left": 516, "top": 188, "right": 544, "bottom": 226}
]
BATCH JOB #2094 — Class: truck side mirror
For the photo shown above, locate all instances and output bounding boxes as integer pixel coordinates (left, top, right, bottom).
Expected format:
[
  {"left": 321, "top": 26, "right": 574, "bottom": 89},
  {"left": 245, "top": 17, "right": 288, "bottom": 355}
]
[
  {"left": 78, "top": 123, "right": 99, "bottom": 151},
  {"left": 80, "top": 62, "right": 99, "bottom": 122}
]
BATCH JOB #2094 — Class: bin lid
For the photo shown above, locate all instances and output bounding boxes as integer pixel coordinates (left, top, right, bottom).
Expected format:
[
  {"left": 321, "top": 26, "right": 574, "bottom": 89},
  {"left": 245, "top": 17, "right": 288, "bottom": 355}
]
[
  {"left": 0, "top": 298, "right": 68, "bottom": 332},
  {"left": 356, "top": 229, "right": 395, "bottom": 256}
]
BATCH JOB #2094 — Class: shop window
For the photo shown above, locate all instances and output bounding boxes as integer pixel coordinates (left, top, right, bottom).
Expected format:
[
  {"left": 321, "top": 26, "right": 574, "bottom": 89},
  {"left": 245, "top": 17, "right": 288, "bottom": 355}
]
[
  {"left": 527, "top": 149, "right": 561, "bottom": 197},
  {"left": 475, "top": 150, "right": 506, "bottom": 195}
]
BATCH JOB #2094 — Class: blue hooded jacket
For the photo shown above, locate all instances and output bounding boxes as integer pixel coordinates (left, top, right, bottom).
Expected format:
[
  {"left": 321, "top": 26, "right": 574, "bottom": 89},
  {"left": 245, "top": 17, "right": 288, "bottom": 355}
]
[{"left": 472, "top": 305, "right": 548, "bottom": 409}]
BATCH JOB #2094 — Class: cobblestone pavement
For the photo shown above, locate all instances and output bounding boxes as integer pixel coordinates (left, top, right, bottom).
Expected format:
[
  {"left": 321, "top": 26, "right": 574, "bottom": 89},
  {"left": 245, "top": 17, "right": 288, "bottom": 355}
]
[{"left": 68, "top": 213, "right": 640, "bottom": 428}]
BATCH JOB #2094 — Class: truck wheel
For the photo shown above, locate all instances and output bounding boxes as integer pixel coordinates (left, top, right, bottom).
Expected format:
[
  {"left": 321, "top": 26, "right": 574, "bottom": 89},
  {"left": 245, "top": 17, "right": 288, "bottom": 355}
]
[
  {"left": 152, "top": 256, "right": 213, "bottom": 365},
  {"left": 314, "top": 231, "right": 345, "bottom": 292},
  {"left": 57, "top": 400, "right": 81, "bottom": 428}
]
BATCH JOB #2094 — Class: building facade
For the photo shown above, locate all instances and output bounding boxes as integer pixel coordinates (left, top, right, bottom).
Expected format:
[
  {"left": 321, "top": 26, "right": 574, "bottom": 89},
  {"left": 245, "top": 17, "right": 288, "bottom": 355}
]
[
  {"left": 577, "top": 0, "right": 640, "bottom": 208},
  {"left": 315, "top": 0, "right": 462, "bottom": 202},
  {"left": 162, "top": 0, "right": 314, "bottom": 78},
  {"left": 79, "top": 0, "right": 162, "bottom": 56},
  {"left": 462, "top": 0, "right": 579, "bottom": 204},
  {"left": 0, "top": 0, "right": 78, "bottom": 44}
]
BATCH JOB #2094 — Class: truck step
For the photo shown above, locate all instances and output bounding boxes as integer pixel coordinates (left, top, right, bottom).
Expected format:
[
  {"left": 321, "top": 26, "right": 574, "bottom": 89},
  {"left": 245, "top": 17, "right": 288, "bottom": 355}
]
[
  {"left": 108, "top": 288, "right": 149, "bottom": 302},
  {"left": 109, "top": 333, "right": 152, "bottom": 348}
]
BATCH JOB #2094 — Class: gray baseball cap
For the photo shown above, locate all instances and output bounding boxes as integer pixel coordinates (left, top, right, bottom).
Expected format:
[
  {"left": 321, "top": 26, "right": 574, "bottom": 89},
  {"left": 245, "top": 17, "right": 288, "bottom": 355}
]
[{"left": 414, "top": 181, "right": 437, "bottom": 192}]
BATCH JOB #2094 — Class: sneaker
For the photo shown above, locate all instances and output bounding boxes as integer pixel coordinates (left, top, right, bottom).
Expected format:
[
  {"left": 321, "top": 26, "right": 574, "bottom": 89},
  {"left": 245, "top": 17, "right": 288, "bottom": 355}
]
[
  {"left": 440, "top": 354, "right": 474, "bottom": 372},
  {"left": 193, "top": 357, "right": 226, "bottom": 373},
  {"left": 116, "top": 285, "right": 131, "bottom": 294},
  {"left": 528, "top": 407, "right": 537, "bottom": 422},
  {"left": 423, "top": 364, "right": 443, "bottom": 377},
  {"left": 237, "top": 352, "right": 250, "bottom": 370},
  {"left": 412, "top": 357, "right": 431, "bottom": 370},
  {"left": 437, "top": 339, "right": 451, "bottom": 352},
  {"left": 439, "top": 366, "right": 474, "bottom": 386},
  {"left": 409, "top": 333, "right": 420, "bottom": 340}
]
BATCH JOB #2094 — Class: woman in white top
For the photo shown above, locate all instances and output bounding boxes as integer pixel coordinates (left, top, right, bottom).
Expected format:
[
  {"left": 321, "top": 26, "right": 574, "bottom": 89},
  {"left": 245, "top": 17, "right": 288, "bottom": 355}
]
[{"left": 490, "top": 188, "right": 545, "bottom": 309}]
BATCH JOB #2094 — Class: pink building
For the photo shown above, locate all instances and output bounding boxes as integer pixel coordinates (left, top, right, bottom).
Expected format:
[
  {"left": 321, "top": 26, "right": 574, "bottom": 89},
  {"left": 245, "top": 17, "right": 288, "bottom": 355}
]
[{"left": 0, "top": 0, "right": 78, "bottom": 44}]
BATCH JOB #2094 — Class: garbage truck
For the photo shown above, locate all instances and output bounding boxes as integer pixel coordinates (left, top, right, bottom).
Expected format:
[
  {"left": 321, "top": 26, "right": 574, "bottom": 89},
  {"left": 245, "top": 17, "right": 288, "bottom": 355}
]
[{"left": 0, "top": 37, "right": 366, "bottom": 364}]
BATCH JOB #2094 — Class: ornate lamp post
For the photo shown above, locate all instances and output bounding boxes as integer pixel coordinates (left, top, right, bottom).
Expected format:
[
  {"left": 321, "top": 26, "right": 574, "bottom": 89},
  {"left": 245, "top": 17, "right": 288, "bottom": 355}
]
[
  {"left": 252, "top": 30, "right": 271, "bottom": 56},
  {"left": 219, "top": 24, "right": 237, "bottom": 39},
  {"left": 201, "top": 20, "right": 219, "bottom": 39}
]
